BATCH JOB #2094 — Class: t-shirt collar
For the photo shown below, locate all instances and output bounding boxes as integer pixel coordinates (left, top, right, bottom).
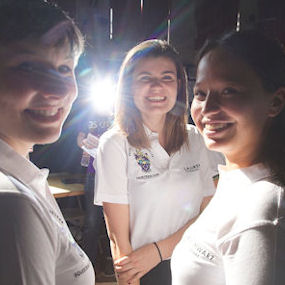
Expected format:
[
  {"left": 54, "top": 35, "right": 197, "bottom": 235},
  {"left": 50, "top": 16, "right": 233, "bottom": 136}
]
[
  {"left": 0, "top": 139, "right": 49, "bottom": 195},
  {"left": 143, "top": 124, "right": 159, "bottom": 140},
  {"left": 218, "top": 163, "right": 271, "bottom": 184}
]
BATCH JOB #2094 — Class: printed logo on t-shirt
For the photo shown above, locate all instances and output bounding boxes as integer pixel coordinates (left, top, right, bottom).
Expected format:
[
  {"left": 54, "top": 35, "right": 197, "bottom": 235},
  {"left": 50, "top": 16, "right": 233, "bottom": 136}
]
[
  {"left": 49, "top": 209, "right": 85, "bottom": 258},
  {"left": 74, "top": 263, "right": 91, "bottom": 278},
  {"left": 192, "top": 241, "right": 216, "bottom": 261},
  {"left": 134, "top": 149, "right": 151, "bottom": 172},
  {"left": 184, "top": 163, "right": 200, "bottom": 173}
]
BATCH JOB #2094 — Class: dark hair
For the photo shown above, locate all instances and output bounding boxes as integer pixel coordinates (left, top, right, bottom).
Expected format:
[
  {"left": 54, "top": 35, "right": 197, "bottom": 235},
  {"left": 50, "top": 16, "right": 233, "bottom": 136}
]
[
  {"left": 198, "top": 29, "right": 285, "bottom": 186},
  {"left": 116, "top": 39, "right": 189, "bottom": 154},
  {"left": 0, "top": 0, "right": 84, "bottom": 56}
]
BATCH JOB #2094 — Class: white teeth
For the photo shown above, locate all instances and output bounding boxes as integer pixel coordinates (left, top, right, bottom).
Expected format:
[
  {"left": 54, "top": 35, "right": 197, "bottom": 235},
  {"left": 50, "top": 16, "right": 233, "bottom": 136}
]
[
  {"left": 205, "top": 123, "right": 228, "bottom": 131},
  {"left": 147, "top": 96, "right": 165, "bottom": 102},
  {"left": 30, "top": 109, "right": 59, "bottom": 116}
]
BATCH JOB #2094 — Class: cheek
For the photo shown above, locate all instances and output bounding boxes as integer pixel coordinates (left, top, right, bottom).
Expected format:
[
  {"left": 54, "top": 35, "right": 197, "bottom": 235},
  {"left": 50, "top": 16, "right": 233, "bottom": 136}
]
[
  {"left": 132, "top": 87, "right": 143, "bottom": 105},
  {"left": 190, "top": 100, "right": 201, "bottom": 124},
  {"left": 0, "top": 71, "right": 34, "bottom": 100},
  {"left": 68, "top": 80, "right": 78, "bottom": 102}
]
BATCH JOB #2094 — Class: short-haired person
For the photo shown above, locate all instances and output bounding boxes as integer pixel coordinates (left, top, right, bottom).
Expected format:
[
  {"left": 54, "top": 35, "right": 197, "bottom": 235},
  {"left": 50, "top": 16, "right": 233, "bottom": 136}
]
[
  {"left": 171, "top": 30, "right": 285, "bottom": 285},
  {"left": 94, "top": 39, "right": 224, "bottom": 284},
  {"left": 0, "top": 0, "right": 95, "bottom": 284}
]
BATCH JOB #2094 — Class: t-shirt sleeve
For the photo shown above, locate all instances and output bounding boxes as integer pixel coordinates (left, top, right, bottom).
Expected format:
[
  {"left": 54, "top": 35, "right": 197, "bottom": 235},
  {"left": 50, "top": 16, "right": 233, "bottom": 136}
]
[
  {"left": 220, "top": 226, "right": 279, "bottom": 285},
  {"left": 0, "top": 194, "right": 57, "bottom": 285},
  {"left": 94, "top": 132, "right": 129, "bottom": 205}
]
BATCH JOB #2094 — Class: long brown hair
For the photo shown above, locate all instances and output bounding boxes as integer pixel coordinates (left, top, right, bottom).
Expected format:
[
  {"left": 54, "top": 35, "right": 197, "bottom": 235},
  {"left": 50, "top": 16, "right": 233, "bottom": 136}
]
[{"left": 115, "top": 39, "right": 189, "bottom": 155}]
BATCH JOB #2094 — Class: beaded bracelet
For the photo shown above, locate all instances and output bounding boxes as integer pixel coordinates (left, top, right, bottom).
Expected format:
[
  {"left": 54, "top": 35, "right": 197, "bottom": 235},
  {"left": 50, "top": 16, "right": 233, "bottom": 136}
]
[{"left": 153, "top": 242, "right": 163, "bottom": 262}]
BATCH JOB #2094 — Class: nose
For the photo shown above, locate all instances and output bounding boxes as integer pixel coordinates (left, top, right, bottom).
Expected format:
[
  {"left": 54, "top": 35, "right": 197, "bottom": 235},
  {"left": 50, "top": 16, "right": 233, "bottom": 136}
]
[
  {"left": 201, "top": 91, "right": 220, "bottom": 115},
  {"left": 150, "top": 77, "right": 162, "bottom": 88},
  {"left": 31, "top": 69, "right": 73, "bottom": 97}
]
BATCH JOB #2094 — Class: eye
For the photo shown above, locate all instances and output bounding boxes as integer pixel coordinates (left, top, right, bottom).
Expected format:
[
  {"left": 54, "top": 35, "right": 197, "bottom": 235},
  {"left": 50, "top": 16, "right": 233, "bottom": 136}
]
[
  {"left": 222, "top": 87, "right": 238, "bottom": 96},
  {"left": 58, "top": 65, "right": 72, "bottom": 74},
  {"left": 161, "top": 75, "right": 176, "bottom": 82},
  {"left": 193, "top": 89, "right": 206, "bottom": 100},
  {"left": 16, "top": 62, "right": 37, "bottom": 72},
  {"left": 138, "top": 75, "right": 152, "bottom": 82}
]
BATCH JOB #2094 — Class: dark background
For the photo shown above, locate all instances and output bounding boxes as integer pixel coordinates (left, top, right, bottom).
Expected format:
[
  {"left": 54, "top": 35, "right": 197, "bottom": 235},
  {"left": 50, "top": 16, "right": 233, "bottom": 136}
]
[{"left": 31, "top": 0, "right": 285, "bottom": 173}]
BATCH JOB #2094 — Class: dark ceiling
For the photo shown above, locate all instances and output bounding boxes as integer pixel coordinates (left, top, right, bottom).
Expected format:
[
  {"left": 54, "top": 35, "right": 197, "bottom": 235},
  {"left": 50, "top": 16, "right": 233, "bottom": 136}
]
[{"left": 52, "top": 0, "right": 285, "bottom": 67}]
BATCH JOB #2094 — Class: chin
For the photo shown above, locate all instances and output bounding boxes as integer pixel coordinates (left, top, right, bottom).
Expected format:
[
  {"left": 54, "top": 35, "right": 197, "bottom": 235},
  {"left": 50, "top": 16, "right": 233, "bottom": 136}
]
[
  {"left": 31, "top": 128, "right": 62, "bottom": 145},
  {"left": 203, "top": 138, "right": 225, "bottom": 152}
]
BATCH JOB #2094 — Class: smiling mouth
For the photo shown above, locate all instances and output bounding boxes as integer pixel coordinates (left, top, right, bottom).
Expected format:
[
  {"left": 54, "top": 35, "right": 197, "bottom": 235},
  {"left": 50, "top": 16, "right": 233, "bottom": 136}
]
[
  {"left": 25, "top": 107, "right": 63, "bottom": 123},
  {"left": 204, "top": 123, "right": 230, "bottom": 131},
  {"left": 146, "top": 96, "right": 166, "bottom": 102}
]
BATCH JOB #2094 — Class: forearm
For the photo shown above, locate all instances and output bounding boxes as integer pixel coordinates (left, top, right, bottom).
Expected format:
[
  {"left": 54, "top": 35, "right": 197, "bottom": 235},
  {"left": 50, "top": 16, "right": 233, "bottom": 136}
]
[
  {"left": 103, "top": 202, "right": 136, "bottom": 284},
  {"left": 109, "top": 235, "right": 133, "bottom": 261},
  {"left": 156, "top": 216, "right": 198, "bottom": 260}
]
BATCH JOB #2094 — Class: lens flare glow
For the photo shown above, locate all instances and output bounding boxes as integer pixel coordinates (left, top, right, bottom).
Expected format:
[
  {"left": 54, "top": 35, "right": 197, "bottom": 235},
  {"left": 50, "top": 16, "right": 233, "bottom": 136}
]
[{"left": 89, "top": 78, "right": 117, "bottom": 115}]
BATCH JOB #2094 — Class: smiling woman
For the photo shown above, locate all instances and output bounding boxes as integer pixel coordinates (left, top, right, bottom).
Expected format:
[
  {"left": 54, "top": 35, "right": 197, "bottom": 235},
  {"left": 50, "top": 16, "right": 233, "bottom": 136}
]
[
  {"left": 0, "top": 42, "right": 78, "bottom": 153},
  {"left": 171, "top": 30, "right": 285, "bottom": 285},
  {"left": 94, "top": 39, "right": 224, "bottom": 285},
  {"left": 0, "top": 1, "right": 95, "bottom": 285}
]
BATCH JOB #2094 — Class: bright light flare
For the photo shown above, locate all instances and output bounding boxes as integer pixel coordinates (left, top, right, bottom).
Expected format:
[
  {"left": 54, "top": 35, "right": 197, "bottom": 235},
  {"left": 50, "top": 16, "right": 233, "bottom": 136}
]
[{"left": 88, "top": 78, "right": 117, "bottom": 115}]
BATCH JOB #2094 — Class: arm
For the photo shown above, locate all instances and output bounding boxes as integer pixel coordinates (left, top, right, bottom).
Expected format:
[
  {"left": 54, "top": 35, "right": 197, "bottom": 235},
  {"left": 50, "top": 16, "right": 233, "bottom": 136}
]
[
  {"left": 222, "top": 226, "right": 276, "bottom": 285},
  {"left": 115, "top": 196, "right": 213, "bottom": 283},
  {"left": 95, "top": 132, "right": 133, "bottom": 282},
  {"left": 103, "top": 202, "right": 139, "bottom": 285}
]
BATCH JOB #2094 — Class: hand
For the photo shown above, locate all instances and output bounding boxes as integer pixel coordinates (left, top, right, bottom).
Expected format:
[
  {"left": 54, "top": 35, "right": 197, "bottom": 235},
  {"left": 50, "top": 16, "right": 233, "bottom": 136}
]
[
  {"left": 114, "top": 243, "right": 161, "bottom": 284},
  {"left": 82, "top": 133, "right": 99, "bottom": 149},
  {"left": 77, "top": 132, "right": 86, "bottom": 148}
]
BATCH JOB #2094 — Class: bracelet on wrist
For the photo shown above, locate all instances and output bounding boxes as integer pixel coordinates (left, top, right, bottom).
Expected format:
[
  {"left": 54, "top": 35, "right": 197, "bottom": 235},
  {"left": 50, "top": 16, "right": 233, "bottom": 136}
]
[{"left": 153, "top": 242, "right": 163, "bottom": 262}]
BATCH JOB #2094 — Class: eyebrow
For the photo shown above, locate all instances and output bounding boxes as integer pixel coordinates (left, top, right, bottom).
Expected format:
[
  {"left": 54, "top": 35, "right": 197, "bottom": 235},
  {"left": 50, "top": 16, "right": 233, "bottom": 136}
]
[
  {"left": 136, "top": 70, "right": 176, "bottom": 75},
  {"left": 194, "top": 79, "right": 244, "bottom": 87}
]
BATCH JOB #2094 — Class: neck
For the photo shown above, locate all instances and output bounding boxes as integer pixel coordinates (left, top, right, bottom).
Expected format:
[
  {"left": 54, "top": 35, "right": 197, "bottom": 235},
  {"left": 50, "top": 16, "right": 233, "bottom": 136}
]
[
  {"left": 142, "top": 114, "right": 167, "bottom": 148},
  {"left": 224, "top": 152, "right": 261, "bottom": 171},
  {"left": 142, "top": 114, "right": 166, "bottom": 135},
  {"left": 0, "top": 135, "right": 33, "bottom": 158}
]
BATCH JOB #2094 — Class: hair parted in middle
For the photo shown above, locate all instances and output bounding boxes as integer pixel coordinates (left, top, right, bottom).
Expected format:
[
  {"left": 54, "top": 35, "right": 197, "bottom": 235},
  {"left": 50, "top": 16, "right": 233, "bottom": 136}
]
[{"left": 115, "top": 39, "right": 189, "bottom": 154}]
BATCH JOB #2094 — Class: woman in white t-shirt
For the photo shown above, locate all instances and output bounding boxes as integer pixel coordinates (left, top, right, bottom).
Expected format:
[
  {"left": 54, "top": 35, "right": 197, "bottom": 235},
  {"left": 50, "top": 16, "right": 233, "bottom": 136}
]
[
  {"left": 0, "top": 1, "right": 95, "bottom": 284},
  {"left": 171, "top": 30, "right": 285, "bottom": 285},
  {"left": 94, "top": 39, "right": 224, "bottom": 285}
]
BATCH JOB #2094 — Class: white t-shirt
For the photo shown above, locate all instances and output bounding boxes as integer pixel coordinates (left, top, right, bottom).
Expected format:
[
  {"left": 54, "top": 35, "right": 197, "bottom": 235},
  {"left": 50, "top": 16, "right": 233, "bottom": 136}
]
[
  {"left": 171, "top": 163, "right": 285, "bottom": 285},
  {"left": 0, "top": 140, "right": 95, "bottom": 285},
  {"left": 95, "top": 124, "right": 224, "bottom": 250}
]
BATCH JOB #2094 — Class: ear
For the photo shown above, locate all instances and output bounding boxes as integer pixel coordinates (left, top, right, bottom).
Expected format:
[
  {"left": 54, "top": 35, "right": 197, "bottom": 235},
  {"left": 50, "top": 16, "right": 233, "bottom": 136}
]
[{"left": 268, "top": 87, "right": 285, "bottom": 117}]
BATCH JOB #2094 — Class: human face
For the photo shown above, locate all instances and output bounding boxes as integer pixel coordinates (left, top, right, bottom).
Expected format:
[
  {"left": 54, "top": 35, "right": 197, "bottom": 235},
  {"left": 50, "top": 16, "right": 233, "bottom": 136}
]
[
  {"left": 132, "top": 56, "right": 178, "bottom": 123},
  {"left": 191, "top": 48, "right": 274, "bottom": 167},
  {"left": 0, "top": 39, "right": 77, "bottom": 156}
]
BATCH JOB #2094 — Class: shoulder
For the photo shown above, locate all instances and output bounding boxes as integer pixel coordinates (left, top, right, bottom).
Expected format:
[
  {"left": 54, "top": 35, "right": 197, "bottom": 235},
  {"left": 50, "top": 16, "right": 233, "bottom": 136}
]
[
  {"left": 250, "top": 179, "right": 284, "bottom": 208},
  {"left": 186, "top": 123, "right": 200, "bottom": 136},
  {"left": 236, "top": 179, "right": 284, "bottom": 226},
  {"left": 186, "top": 124, "right": 206, "bottom": 146},
  {"left": 100, "top": 127, "right": 127, "bottom": 146},
  {"left": 0, "top": 174, "right": 45, "bottom": 228},
  {"left": 0, "top": 171, "right": 47, "bottom": 216},
  {"left": 97, "top": 127, "right": 129, "bottom": 158},
  {"left": 0, "top": 171, "right": 21, "bottom": 195},
  {"left": 184, "top": 124, "right": 225, "bottom": 168}
]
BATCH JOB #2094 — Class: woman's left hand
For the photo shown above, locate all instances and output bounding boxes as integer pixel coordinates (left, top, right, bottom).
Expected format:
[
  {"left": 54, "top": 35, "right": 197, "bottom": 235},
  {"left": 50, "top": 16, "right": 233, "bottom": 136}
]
[{"left": 114, "top": 243, "right": 161, "bottom": 284}]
